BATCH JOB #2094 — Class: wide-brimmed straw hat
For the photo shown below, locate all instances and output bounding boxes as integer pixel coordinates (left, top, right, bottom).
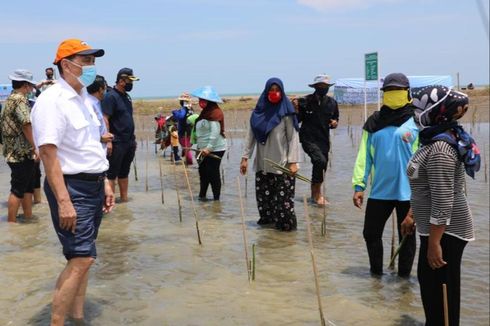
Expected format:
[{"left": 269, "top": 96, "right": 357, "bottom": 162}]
[{"left": 178, "top": 92, "right": 192, "bottom": 102}]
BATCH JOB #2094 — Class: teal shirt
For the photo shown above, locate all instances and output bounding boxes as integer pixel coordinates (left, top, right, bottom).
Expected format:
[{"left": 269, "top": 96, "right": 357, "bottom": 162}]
[
  {"left": 195, "top": 119, "right": 226, "bottom": 152},
  {"left": 352, "top": 117, "right": 419, "bottom": 201}
]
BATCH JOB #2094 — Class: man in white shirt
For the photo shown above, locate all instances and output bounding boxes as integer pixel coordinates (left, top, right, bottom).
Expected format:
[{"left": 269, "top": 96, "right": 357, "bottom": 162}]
[
  {"left": 31, "top": 38, "right": 115, "bottom": 326},
  {"left": 87, "top": 74, "right": 113, "bottom": 150}
]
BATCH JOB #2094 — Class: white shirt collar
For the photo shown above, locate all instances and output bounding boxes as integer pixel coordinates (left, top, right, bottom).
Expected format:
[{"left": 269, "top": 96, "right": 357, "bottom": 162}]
[{"left": 57, "top": 77, "right": 88, "bottom": 101}]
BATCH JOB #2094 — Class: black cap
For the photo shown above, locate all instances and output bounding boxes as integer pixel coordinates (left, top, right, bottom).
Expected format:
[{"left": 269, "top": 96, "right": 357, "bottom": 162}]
[
  {"left": 381, "top": 73, "right": 410, "bottom": 90},
  {"left": 117, "top": 68, "right": 140, "bottom": 82}
]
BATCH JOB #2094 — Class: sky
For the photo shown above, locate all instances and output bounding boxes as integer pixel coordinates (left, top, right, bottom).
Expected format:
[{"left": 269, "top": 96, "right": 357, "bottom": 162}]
[{"left": 1, "top": 0, "right": 489, "bottom": 98}]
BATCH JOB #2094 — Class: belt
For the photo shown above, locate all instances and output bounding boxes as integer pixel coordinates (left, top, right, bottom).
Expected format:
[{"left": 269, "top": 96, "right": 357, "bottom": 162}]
[{"left": 63, "top": 173, "right": 106, "bottom": 182}]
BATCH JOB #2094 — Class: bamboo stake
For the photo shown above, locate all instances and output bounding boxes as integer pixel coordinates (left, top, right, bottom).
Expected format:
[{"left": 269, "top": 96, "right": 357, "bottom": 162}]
[
  {"left": 388, "top": 235, "right": 408, "bottom": 268},
  {"left": 237, "top": 177, "right": 252, "bottom": 282},
  {"left": 183, "top": 147, "right": 222, "bottom": 160},
  {"left": 388, "top": 212, "right": 396, "bottom": 270},
  {"left": 303, "top": 197, "right": 327, "bottom": 326},
  {"left": 442, "top": 284, "right": 449, "bottom": 326},
  {"left": 159, "top": 157, "right": 165, "bottom": 204},
  {"left": 321, "top": 170, "right": 327, "bottom": 236},
  {"left": 252, "top": 243, "right": 256, "bottom": 281},
  {"left": 182, "top": 161, "right": 202, "bottom": 245},
  {"left": 245, "top": 175, "right": 248, "bottom": 198},
  {"left": 264, "top": 159, "right": 311, "bottom": 183},
  {"left": 145, "top": 148, "right": 149, "bottom": 192},
  {"left": 172, "top": 160, "right": 183, "bottom": 222},
  {"left": 221, "top": 167, "right": 225, "bottom": 185}
]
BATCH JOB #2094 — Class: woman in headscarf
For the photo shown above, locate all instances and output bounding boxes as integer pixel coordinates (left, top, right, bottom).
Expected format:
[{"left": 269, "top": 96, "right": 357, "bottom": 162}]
[
  {"left": 403, "top": 85, "right": 480, "bottom": 325},
  {"left": 191, "top": 86, "right": 226, "bottom": 201},
  {"left": 240, "top": 77, "right": 300, "bottom": 231}
]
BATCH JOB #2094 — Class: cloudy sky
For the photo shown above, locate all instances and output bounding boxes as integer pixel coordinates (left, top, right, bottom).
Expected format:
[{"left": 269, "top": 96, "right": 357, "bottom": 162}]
[{"left": 1, "top": 0, "right": 488, "bottom": 97}]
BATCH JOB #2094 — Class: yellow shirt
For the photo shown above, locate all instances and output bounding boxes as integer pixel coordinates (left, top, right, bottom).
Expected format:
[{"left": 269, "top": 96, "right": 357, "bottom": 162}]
[{"left": 170, "top": 130, "right": 179, "bottom": 147}]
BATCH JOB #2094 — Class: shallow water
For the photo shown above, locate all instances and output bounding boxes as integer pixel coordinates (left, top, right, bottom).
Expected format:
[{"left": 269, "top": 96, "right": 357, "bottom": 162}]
[{"left": 0, "top": 118, "right": 488, "bottom": 326}]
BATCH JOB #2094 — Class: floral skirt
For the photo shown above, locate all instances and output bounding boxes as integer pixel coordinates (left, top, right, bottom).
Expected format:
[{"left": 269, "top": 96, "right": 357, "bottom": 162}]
[{"left": 255, "top": 172, "right": 297, "bottom": 231}]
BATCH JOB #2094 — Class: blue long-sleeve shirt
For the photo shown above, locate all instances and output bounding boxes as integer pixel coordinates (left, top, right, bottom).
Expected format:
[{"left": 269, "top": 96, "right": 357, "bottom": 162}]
[{"left": 352, "top": 117, "right": 419, "bottom": 201}]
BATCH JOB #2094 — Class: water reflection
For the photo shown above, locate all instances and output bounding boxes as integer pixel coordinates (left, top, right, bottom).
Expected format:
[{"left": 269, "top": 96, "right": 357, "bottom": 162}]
[{"left": 0, "top": 120, "right": 488, "bottom": 325}]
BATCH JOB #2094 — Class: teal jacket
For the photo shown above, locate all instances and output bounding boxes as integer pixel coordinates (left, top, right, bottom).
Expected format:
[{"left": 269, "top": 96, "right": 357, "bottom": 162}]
[{"left": 352, "top": 117, "right": 419, "bottom": 201}]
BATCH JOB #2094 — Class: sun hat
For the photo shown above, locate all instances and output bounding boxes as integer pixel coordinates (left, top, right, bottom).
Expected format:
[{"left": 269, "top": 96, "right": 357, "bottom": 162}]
[
  {"left": 8, "top": 69, "right": 38, "bottom": 85},
  {"left": 53, "top": 38, "right": 104, "bottom": 64},
  {"left": 191, "top": 86, "right": 223, "bottom": 103},
  {"left": 117, "top": 68, "right": 140, "bottom": 81},
  {"left": 177, "top": 92, "right": 192, "bottom": 102},
  {"left": 381, "top": 73, "right": 410, "bottom": 90},
  {"left": 308, "top": 74, "right": 335, "bottom": 87}
]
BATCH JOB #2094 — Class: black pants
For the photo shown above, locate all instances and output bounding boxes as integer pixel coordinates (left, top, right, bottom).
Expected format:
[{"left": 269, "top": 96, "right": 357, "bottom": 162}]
[
  {"left": 363, "top": 199, "right": 416, "bottom": 276},
  {"left": 172, "top": 146, "right": 181, "bottom": 161},
  {"left": 302, "top": 141, "right": 328, "bottom": 184},
  {"left": 33, "top": 161, "right": 42, "bottom": 188},
  {"left": 198, "top": 150, "right": 225, "bottom": 200},
  {"left": 107, "top": 141, "right": 137, "bottom": 180},
  {"left": 418, "top": 235, "right": 467, "bottom": 326},
  {"left": 8, "top": 159, "right": 35, "bottom": 198}
]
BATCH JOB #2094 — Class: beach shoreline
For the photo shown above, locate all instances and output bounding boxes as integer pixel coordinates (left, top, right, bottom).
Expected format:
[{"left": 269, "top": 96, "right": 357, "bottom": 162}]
[{"left": 133, "top": 88, "right": 490, "bottom": 125}]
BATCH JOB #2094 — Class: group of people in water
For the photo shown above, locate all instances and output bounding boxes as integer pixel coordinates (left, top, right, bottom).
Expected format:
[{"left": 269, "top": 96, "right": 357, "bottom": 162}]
[{"left": 1, "top": 36, "right": 481, "bottom": 325}]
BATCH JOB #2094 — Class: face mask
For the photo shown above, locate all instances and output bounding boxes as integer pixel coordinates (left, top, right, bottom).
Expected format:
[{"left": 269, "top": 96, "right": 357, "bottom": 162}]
[
  {"left": 124, "top": 83, "right": 133, "bottom": 92},
  {"left": 199, "top": 99, "right": 208, "bottom": 109},
  {"left": 268, "top": 91, "right": 281, "bottom": 104},
  {"left": 315, "top": 87, "right": 329, "bottom": 96},
  {"left": 383, "top": 90, "right": 411, "bottom": 109},
  {"left": 68, "top": 60, "right": 97, "bottom": 87}
]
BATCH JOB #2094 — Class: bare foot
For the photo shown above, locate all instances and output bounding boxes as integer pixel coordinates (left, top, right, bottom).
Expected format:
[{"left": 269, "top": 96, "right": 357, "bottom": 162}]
[{"left": 314, "top": 196, "right": 329, "bottom": 206}]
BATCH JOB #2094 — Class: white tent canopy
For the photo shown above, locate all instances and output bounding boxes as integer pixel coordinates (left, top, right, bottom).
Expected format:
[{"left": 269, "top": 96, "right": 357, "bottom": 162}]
[
  {"left": 0, "top": 84, "right": 13, "bottom": 102},
  {"left": 333, "top": 75, "right": 453, "bottom": 104}
]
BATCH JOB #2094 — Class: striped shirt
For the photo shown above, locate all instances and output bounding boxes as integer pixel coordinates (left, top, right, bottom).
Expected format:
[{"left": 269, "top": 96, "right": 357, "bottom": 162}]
[{"left": 407, "top": 140, "right": 474, "bottom": 241}]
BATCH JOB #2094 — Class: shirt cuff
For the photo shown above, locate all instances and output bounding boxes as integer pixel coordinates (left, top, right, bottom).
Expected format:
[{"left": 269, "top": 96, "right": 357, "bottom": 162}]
[
  {"left": 354, "top": 185, "right": 365, "bottom": 192},
  {"left": 430, "top": 217, "right": 451, "bottom": 225}
]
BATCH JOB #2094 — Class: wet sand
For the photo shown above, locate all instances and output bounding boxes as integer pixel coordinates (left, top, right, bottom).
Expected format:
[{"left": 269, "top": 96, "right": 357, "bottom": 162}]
[{"left": 0, "top": 93, "right": 488, "bottom": 325}]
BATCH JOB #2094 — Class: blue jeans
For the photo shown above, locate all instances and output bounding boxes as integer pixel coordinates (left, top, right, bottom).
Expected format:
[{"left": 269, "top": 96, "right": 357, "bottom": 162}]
[{"left": 45, "top": 176, "right": 104, "bottom": 260}]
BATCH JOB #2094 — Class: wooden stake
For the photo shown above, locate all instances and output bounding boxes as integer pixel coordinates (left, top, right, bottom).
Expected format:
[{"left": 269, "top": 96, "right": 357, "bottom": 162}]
[
  {"left": 252, "top": 243, "right": 256, "bottom": 281},
  {"left": 172, "top": 160, "right": 183, "bottom": 222},
  {"left": 237, "top": 177, "right": 252, "bottom": 282},
  {"left": 303, "top": 197, "right": 327, "bottom": 326},
  {"left": 145, "top": 149, "right": 149, "bottom": 192},
  {"left": 245, "top": 175, "right": 248, "bottom": 198},
  {"left": 442, "top": 283, "right": 449, "bottom": 326},
  {"left": 159, "top": 158, "right": 165, "bottom": 204},
  {"left": 321, "top": 170, "right": 327, "bottom": 237},
  {"left": 182, "top": 162, "right": 202, "bottom": 245}
]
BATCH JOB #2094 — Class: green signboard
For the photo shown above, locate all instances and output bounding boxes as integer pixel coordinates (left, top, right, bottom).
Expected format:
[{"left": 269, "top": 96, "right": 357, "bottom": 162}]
[{"left": 365, "top": 52, "right": 378, "bottom": 81}]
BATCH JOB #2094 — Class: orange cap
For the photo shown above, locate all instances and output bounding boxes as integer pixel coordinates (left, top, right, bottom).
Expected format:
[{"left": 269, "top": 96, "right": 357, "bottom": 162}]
[{"left": 53, "top": 38, "right": 105, "bottom": 64}]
